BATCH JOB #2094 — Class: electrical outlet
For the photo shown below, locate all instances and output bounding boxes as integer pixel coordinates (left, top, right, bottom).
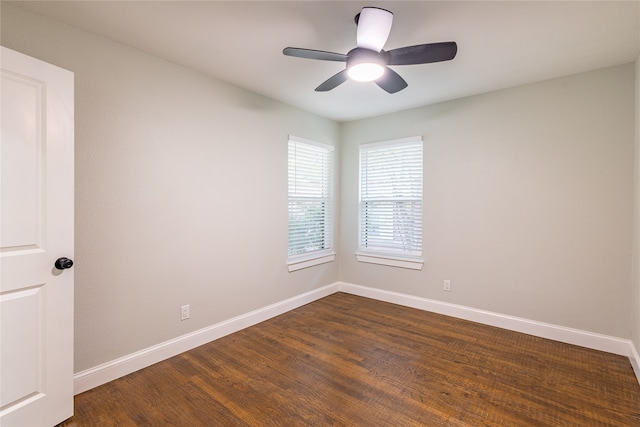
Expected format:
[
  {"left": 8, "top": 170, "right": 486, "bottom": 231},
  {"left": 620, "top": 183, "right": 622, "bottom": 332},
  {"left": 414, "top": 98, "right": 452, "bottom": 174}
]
[
  {"left": 443, "top": 280, "right": 451, "bottom": 292},
  {"left": 181, "top": 304, "right": 190, "bottom": 320}
]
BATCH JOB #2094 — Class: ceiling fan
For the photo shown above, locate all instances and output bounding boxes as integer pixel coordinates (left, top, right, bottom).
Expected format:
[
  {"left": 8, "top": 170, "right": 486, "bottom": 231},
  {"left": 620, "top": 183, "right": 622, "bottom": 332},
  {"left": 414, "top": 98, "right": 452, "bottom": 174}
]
[{"left": 283, "top": 7, "right": 457, "bottom": 94}]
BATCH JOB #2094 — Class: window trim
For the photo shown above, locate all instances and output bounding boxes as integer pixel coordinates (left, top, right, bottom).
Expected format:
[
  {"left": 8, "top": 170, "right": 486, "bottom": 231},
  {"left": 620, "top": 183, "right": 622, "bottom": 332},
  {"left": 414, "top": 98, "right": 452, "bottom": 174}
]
[
  {"left": 355, "top": 252, "right": 423, "bottom": 270},
  {"left": 287, "top": 250, "right": 336, "bottom": 272},
  {"left": 287, "top": 135, "right": 335, "bottom": 271},
  {"left": 357, "top": 135, "right": 424, "bottom": 270}
]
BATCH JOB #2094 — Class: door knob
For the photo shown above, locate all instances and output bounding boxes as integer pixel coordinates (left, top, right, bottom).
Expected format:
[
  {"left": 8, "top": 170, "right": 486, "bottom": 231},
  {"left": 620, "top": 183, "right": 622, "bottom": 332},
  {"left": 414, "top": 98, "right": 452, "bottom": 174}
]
[{"left": 54, "top": 257, "right": 74, "bottom": 270}]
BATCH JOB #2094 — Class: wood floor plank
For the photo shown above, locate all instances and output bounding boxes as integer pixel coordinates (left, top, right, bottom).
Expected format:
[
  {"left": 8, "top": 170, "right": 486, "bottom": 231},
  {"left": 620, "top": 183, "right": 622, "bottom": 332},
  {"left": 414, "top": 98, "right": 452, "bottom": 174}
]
[{"left": 59, "top": 293, "right": 640, "bottom": 426}]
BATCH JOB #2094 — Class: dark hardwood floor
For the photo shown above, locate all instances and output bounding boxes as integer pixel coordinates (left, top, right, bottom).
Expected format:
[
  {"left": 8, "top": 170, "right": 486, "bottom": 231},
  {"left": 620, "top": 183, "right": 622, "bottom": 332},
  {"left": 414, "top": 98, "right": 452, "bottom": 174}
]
[{"left": 59, "top": 293, "right": 640, "bottom": 426}]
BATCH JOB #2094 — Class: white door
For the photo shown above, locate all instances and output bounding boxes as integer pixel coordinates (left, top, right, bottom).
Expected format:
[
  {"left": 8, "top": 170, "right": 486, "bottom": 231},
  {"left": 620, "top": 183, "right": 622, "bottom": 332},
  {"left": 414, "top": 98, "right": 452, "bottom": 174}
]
[{"left": 0, "top": 47, "right": 74, "bottom": 426}]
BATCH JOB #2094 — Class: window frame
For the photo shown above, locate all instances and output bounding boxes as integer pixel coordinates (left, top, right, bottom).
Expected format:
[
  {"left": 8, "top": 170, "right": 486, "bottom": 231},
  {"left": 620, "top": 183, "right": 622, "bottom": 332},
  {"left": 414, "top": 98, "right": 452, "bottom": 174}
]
[
  {"left": 357, "top": 136, "right": 424, "bottom": 270},
  {"left": 287, "top": 135, "right": 336, "bottom": 272}
]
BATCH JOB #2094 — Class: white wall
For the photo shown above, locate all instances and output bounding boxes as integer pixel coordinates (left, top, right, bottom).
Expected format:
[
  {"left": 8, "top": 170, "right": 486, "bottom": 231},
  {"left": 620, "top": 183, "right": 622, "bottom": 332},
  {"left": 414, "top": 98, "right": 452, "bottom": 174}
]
[
  {"left": 340, "top": 65, "right": 635, "bottom": 338},
  {"left": 1, "top": 3, "right": 340, "bottom": 372}
]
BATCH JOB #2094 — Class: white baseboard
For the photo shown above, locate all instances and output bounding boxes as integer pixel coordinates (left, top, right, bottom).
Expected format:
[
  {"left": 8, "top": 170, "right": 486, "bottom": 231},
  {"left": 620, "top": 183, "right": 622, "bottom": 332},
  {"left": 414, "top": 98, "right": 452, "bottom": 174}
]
[
  {"left": 630, "top": 341, "right": 640, "bottom": 385},
  {"left": 73, "top": 283, "right": 339, "bottom": 394},
  {"left": 74, "top": 280, "right": 639, "bottom": 394},
  {"left": 337, "top": 282, "right": 635, "bottom": 358}
]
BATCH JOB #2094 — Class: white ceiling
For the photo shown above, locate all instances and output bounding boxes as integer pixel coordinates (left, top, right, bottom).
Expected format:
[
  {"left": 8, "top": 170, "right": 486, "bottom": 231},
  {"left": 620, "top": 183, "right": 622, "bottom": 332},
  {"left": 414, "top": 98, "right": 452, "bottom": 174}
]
[{"left": 9, "top": 1, "right": 640, "bottom": 122}]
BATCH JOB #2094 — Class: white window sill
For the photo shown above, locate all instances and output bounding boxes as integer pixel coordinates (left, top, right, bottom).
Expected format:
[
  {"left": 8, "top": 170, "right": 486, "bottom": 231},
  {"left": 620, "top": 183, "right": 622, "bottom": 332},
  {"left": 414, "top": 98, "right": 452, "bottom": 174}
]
[
  {"left": 288, "top": 251, "right": 336, "bottom": 272},
  {"left": 355, "top": 252, "right": 424, "bottom": 270}
]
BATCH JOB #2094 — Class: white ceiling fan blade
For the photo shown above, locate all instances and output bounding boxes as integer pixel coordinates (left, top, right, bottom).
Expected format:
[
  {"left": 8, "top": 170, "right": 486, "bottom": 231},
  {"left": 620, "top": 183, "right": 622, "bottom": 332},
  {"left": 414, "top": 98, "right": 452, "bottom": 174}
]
[{"left": 356, "top": 7, "right": 393, "bottom": 52}]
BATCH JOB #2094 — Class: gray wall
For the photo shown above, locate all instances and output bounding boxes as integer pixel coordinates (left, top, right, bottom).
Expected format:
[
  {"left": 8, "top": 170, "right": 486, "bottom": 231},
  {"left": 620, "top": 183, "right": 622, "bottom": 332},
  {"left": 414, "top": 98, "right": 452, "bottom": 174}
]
[
  {"left": 3, "top": 3, "right": 638, "bottom": 374},
  {"left": 1, "top": 3, "right": 340, "bottom": 372},
  {"left": 634, "top": 56, "right": 640, "bottom": 352},
  {"left": 340, "top": 65, "right": 635, "bottom": 338}
]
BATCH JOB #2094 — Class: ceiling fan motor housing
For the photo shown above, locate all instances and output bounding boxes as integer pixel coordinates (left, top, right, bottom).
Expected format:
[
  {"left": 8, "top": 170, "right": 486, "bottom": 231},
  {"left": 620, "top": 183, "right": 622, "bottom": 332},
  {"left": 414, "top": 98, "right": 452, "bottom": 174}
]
[{"left": 346, "top": 47, "right": 388, "bottom": 68}]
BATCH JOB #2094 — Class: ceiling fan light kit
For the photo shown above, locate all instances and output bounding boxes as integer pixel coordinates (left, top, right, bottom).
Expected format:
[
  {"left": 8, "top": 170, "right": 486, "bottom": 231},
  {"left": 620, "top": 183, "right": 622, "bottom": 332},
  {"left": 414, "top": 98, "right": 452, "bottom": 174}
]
[
  {"left": 283, "top": 6, "right": 457, "bottom": 93},
  {"left": 346, "top": 48, "right": 386, "bottom": 82}
]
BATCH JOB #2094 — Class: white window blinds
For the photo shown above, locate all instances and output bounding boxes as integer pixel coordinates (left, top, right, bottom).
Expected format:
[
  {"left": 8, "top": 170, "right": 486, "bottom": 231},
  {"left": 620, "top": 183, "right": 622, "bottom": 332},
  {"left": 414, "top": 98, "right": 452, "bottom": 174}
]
[
  {"left": 288, "top": 136, "right": 334, "bottom": 259},
  {"left": 359, "top": 136, "right": 423, "bottom": 258}
]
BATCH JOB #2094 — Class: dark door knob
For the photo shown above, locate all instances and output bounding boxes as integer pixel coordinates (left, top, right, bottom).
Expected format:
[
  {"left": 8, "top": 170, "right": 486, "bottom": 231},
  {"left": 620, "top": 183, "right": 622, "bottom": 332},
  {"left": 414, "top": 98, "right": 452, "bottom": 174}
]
[{"left": 55, "top": 257, "right": 74, "bottom": 270}]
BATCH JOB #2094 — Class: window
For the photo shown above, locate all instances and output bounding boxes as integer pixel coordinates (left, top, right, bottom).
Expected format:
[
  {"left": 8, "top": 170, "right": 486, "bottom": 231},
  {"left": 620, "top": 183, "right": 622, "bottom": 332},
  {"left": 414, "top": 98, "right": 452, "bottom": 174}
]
[
  {"left": 358, "top": 136, "right": 424, "bottom": 270},
  {"left": 287, "top": 136, "right": 335, "bottom": 272}
]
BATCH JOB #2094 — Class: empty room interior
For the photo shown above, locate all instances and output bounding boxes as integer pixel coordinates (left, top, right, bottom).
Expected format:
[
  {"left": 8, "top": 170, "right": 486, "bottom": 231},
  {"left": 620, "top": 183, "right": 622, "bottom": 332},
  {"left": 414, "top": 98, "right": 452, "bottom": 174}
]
[{"left": 2, "top": 1, "right": 640, "bottom": 425}]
